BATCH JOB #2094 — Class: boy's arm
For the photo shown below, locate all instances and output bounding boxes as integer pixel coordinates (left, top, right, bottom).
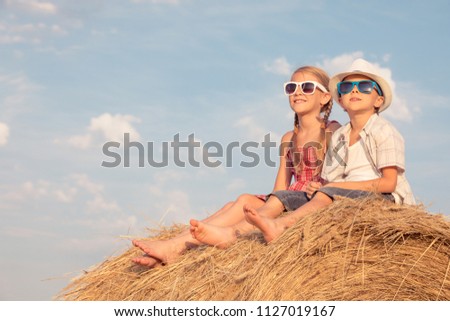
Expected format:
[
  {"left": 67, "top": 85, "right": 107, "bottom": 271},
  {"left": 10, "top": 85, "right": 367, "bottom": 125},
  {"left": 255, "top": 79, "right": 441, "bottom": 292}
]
[{"left": 325, "top": 166, "right": 398, "bottom": 194}]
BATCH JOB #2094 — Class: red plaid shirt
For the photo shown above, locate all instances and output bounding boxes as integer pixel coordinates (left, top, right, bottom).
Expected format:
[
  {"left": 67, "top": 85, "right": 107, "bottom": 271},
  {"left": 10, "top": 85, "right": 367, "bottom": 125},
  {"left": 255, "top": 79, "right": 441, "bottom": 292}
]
[{"left": 286, "top": 144, "right": 325, "bottom": 192}]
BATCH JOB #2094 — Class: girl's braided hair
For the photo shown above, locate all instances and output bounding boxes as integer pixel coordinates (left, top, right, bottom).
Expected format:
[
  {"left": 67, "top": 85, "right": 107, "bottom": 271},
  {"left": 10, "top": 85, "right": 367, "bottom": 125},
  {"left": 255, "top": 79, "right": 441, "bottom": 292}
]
[{"left": 291, "top": 66, "right": 334, "bottom": 178}]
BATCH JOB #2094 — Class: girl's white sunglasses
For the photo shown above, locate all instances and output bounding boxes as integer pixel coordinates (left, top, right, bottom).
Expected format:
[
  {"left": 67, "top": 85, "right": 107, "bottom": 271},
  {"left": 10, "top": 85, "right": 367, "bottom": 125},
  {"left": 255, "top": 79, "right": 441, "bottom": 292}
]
[{"left": 283, "top": 81, "right": 328, "bottom": 96}]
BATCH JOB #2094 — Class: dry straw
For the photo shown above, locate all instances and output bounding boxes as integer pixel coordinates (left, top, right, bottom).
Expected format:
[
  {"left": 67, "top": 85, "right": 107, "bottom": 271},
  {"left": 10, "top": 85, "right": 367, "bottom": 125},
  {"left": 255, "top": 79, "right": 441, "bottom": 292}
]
[{"left": 57, "top": 197, "right": 450, "bottom": 301}]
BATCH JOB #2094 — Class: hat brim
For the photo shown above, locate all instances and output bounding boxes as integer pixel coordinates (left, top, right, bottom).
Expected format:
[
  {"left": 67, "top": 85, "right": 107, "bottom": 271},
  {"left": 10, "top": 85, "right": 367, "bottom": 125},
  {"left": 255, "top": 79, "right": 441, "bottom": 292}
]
[{"left": 329, "top": 71, "right": 392, "bottom": 112}]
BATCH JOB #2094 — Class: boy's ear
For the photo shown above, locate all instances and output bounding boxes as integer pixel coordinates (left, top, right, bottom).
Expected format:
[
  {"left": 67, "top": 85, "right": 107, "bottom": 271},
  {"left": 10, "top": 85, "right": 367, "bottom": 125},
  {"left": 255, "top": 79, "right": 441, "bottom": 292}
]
[
  {"left": 374, "top": 95, "right": 385, "bottom": 109},
  {"left": 338, "top": 97, "right": 347, "bottom": 112}
]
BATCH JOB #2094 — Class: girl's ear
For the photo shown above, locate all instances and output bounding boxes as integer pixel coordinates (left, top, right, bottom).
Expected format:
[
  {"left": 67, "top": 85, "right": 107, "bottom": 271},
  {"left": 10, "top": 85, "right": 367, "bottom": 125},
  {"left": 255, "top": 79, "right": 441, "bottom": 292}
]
[{"left": 321, "top": 92, "right": 331, "bottom": 105}]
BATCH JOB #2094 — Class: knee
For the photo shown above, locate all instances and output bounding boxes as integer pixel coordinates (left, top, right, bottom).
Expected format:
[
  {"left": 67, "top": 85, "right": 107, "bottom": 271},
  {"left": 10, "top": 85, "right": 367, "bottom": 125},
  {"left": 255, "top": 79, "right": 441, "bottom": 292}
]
[
  {"left": 312, "top": 191, "right": 333, "bottom": 205},
  {"left": 222, "top": 201, "right": 235, "bottom": 211},
  {"left": 235, "top": 193, "right": 254, "bottom": 204}
]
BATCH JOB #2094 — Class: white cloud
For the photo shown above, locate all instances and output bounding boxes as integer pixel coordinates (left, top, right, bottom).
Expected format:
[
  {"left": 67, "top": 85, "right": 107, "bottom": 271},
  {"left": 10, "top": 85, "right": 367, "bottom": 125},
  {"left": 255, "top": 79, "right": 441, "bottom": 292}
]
[
  {"left": 319, "top": 52, "right": 413, "bottom": 122},
  {"left": 73, "top": 216, "right": 138, "bottom": 235},
  {"left": 234, "top": 115, "right": 269, "bottom": 142},
  {"left": 1, "top": 174, "right": 121, "bottom": 213},
  {"left": 0, "top": 72, "right": 40, "bottom": 114},
  {"left": 130, "top": 0, "right": 181, "bottom": 5},
  {"left": 156, "top": 189, "right": 192, "bottom": 224},
  {"left": 144, "top": 171, "right": 195, "bottom": 224},
  {"left": 0, "top": 122, "right": 10, "bottom": 146},
  {"left": 2, "top": 180, "right": 50, "bottom": 203},
  {"left": 86, "top": 195, "right": 120, "bottom": 214},
  {"left": 71, "top": 173, "right": 104, "bottom": 195},
  {"left": 71, "top": 173, "right": 121, "bottom": 213},
  {"left": 67, "top": 134, "right": 92, "bottom": 149},
  {"left": 89, "top": 113, "right": 141, "bottom": 142},
  {"left": 226, "top": 178, "right": 246, "bottom": 192},
  {"left": 263, "top": 57, "right": 292, "bottom": 76},
  {"left": 0, "top": 34, "right": 25, "bottom": 44},
  {"left": 67, "top": 113, "right": 141, "bottom": 149},
  {"left": 2, "top": 179, "right": 77, "bottom": 205},
  {"left": 319, "top": 51, "right": 364, "bottom": 76},
  {"left": 384, "top": 94, "right": 412, "bottom": 122},
  {"left": 50, "top": 24, "right": 68, "bottom": 36},
  {"left": 152, "top": 169, "right": 190, "bottom": 185},
  {"left": 1, "top": 226, "right": 57, "bottom": 238},
  {"left": 5, "top": 0, "right": 57, "bottom": 14},
  {"left": 399, "top": 82, "right": 450, "bottom": 112},
  {"left": 0, "top": 20, "right": 68, "bottom": 45},
  {"left": 54, "top": 187, "right": 77, "bottom": 203}
]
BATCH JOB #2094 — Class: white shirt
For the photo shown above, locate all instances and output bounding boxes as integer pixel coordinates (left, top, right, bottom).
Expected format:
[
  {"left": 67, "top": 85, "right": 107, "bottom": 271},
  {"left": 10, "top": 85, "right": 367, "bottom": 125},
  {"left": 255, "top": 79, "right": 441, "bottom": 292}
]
[
  {"left": 321, "top": 114, "right": 415, "bottom": 205},
  {"left": 336, "top": 139, "right": 379, "bottom": 182}
]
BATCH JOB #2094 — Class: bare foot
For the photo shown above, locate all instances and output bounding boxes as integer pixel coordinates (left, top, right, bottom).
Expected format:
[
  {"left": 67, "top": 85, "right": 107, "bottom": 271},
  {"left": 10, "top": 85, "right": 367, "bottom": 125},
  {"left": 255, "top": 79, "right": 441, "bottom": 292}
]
[
  {"left": 132, "top": 238, "right": 185, "bottom": 265},
  {"left": 243, "top": 204, "right": 286, "bottom": 243},
  {"left": 190, "top": 219, "right": 237, "bottom": 249},
  {"left": 131, "top": 255, "right": 162, "bottom": 268}
]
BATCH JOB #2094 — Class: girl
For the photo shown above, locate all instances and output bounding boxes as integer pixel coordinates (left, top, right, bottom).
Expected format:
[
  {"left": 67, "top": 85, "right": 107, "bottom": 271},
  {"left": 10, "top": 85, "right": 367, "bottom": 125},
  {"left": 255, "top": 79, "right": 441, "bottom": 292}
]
[
  {"left": 132, "top": 66, "right": 340, "bottom": 266},
  {"left": 243, "top": 58, "right": 415, "bottom": 243}
]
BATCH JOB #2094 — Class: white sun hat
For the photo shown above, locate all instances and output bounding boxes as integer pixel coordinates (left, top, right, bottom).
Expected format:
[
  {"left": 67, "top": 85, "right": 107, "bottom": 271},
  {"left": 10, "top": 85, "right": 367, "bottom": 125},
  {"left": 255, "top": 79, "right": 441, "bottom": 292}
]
[{"left": 329, "top": 58, "right": 393, "bottom": 112}]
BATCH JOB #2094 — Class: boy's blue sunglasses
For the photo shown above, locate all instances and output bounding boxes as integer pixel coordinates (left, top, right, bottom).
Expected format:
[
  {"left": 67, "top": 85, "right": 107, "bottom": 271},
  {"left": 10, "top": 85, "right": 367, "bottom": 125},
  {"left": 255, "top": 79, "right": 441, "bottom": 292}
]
[{"left": 337, "top": 80, "right": 383, "bottom": 96}]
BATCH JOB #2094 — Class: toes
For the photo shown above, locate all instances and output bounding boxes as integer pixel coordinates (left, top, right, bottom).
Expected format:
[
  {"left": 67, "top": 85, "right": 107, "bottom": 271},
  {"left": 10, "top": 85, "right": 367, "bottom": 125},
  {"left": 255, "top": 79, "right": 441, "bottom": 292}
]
[{"left": 132, "top": 256, "right": 159, "bottom": 267}]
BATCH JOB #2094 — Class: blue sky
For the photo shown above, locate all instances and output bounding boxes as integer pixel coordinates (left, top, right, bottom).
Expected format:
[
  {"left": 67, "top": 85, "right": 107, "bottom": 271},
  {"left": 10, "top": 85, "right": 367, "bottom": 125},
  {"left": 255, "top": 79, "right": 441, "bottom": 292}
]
[{"left": 1, "top": 0, "right": 449, "bottom": 300}]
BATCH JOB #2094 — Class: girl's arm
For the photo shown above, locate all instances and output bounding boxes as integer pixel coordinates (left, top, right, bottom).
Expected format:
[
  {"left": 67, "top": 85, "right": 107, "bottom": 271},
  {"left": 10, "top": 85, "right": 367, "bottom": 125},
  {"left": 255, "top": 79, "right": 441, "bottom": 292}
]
[
  {"left": 325, "top": 166, "right": 398, "bottom": 194},
  {"left": 272, "top": 131, "right": 294, "bottom": 192}
]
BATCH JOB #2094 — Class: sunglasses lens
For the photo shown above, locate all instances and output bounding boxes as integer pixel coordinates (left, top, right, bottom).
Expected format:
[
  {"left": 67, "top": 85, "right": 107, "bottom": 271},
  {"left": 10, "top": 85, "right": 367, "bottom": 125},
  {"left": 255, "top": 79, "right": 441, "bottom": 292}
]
[
  {"left": 357, "top": 81, "right": 375, "bottom": 94},
  {"left": 338, "top": 81, "right": 378, "bottom": 95},
  {"left": 285, "top": 81, "right": 319, "bottom": 95},
  {"left": 284, "top": 83, "right": 297, "bottom": 95},
  {"left": 338, "top": 82, "right": 354, "bottom": 94},
  {"left": 301, "top": 82, "right": 316, "bottom": 94}
]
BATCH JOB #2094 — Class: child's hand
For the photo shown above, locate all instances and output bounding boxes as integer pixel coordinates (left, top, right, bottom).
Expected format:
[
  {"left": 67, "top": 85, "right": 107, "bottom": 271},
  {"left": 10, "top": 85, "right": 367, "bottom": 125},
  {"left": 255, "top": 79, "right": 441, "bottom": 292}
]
[{"left": 306, "top": 182, "right": 322, "bottom": 199}]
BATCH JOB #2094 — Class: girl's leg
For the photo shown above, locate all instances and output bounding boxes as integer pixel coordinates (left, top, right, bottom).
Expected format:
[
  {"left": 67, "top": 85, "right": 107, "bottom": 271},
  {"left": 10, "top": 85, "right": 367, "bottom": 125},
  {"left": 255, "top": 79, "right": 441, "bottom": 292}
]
[
  {"left": 132, "top": 194, "right": 265, "bottom": 266},
  {"left": 190, "top": 195, "right": 285, "bottom": 248},
  {"left": 132, "top": 201, "right": 234, "bottom": 266},
  {"left": 245, "top": 192, "right": 333, "bottom": 242}
]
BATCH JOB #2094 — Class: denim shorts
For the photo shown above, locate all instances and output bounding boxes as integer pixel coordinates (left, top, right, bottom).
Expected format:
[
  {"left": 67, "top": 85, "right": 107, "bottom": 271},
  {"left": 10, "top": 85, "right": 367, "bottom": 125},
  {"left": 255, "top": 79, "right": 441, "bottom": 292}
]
[
  {"left": 315, "top": 186, "right": 395, "bottom": 202},
  {"left": 271, "top": 187, "right": 394, "bottom": 212},
  {"left": 271, "top": 190, "right": 310, "bottom": 212}
]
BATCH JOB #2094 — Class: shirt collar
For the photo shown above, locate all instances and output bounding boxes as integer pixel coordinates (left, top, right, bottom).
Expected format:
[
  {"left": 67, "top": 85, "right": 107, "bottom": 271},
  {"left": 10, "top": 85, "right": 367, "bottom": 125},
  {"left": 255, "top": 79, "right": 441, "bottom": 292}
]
[
  {"left": 360, "top": 113, "right": 379, "bottom": 139},
  {"left": 340, "top": 113, "right": 379, "bottom": 140}
]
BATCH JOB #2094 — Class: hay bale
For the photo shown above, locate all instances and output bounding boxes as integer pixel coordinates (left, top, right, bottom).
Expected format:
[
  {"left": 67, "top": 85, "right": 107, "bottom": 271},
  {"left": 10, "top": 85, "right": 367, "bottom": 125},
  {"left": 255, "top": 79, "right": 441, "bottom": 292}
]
[{"left": 57, "top": 197, "right": 450, "bottom": 301}]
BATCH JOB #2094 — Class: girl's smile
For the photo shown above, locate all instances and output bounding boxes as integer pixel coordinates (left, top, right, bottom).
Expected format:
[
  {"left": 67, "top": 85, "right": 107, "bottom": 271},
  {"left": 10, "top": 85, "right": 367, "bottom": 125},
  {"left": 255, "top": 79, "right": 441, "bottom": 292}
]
[{"left": 292, "top": 97, "right": 308, "bottom": 104}]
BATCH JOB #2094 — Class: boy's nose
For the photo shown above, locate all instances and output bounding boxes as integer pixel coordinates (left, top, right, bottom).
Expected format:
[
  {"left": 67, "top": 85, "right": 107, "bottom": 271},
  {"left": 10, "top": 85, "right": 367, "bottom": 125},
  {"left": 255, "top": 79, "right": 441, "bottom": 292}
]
[{"left": 351, "top": 84, "right": 359, "bottom": 93}]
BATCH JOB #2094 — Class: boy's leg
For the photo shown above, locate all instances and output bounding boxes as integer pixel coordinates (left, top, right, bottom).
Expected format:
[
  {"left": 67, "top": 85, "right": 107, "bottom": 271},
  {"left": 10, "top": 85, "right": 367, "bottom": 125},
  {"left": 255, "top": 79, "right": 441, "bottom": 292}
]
[
  {"left": 246, "top": 191, "right": 333, "bottom": 243},
  {"left": 190, "top": 195, "right": 286, "bottom": 248}
]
